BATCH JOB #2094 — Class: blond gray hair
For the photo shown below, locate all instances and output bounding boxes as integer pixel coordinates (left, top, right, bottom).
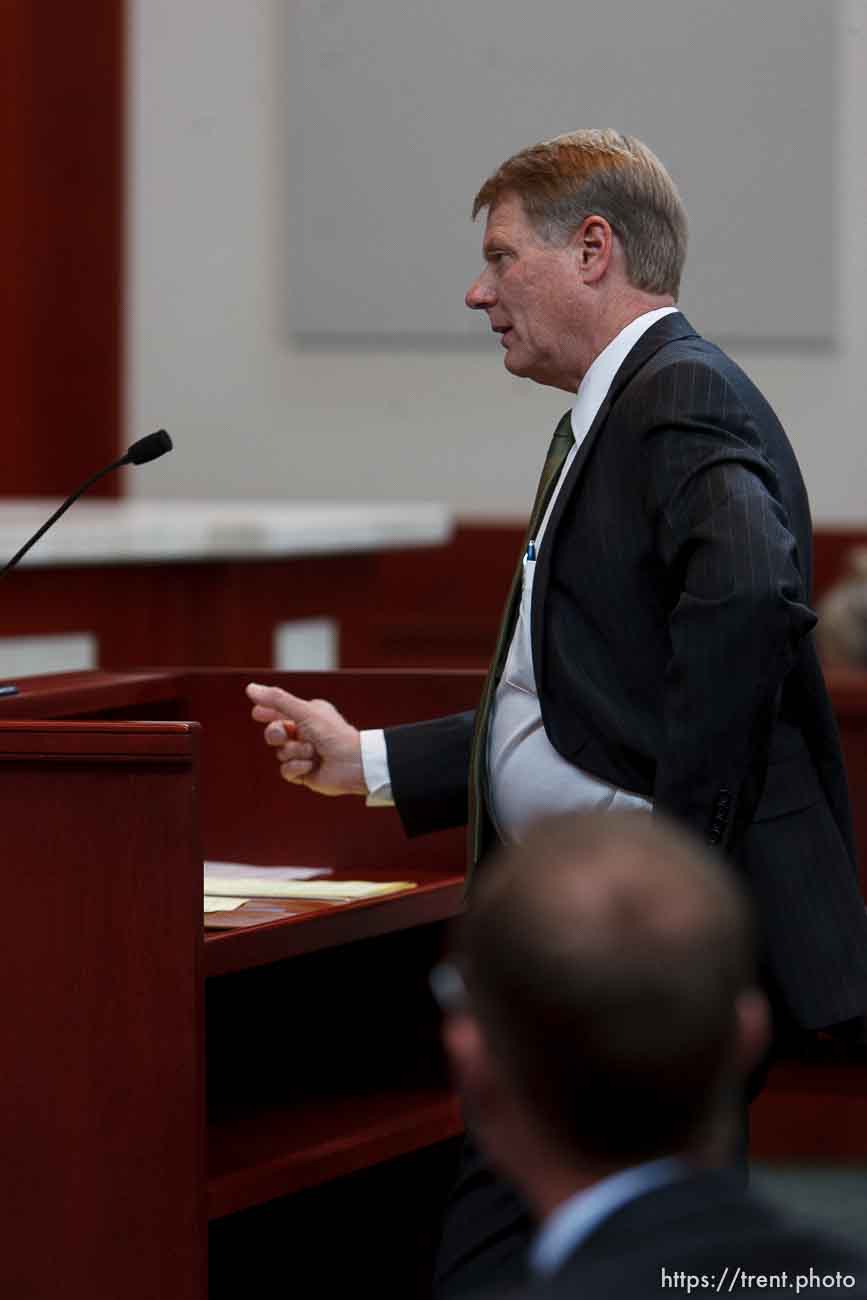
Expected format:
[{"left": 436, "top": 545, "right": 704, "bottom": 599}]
[{"left": 473, "top": 129, "right": 688, "bottom": 298}]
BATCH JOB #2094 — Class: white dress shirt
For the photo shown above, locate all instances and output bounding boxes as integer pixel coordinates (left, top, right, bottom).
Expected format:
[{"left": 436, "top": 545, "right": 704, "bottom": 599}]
[
  {"left": 360, "top": 307, "right": 677, "bottom": 831},
  {"left": 529, "top": 1157, "right": 686, "bottom": 1277}
]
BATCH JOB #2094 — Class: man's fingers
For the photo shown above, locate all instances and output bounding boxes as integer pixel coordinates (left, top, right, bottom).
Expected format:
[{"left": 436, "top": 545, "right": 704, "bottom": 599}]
[
  {"left": 246, "top": 682, "right": 361, "bottom": 797},
  {"left": 264, "top": 720, "right": 289, "bottom": 746},
  {"left": 280, "top": 759, "right": 315, "bottom": 783},
  {"left": 275, "top": 740, "right": 315, "bottom": 763},
  {"left": 246, "top": 682, "right": 311, "bottom": 722},
  {"left": 250, "top": 705, "right": 289, "bottom": 724}
]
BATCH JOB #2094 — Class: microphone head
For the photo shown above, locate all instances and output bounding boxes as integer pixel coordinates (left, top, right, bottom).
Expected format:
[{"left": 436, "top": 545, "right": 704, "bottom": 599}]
[{"left": 125, "top": 429, "right": 173, "bottom": 466}]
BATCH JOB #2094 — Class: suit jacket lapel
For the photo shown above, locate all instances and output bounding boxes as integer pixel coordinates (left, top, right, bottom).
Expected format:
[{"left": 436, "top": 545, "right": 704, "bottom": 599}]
[{"left": 531, "top": 311, "right": 698, "bottom": 682}]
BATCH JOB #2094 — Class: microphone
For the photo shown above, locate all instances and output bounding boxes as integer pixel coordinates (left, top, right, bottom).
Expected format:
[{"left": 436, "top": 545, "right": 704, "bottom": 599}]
[
  {"left": 124, "top": 429, "right": 173, "bottom": 466},
  {"left": 1, "top": 430, "right": 173, "bottom": 577}
]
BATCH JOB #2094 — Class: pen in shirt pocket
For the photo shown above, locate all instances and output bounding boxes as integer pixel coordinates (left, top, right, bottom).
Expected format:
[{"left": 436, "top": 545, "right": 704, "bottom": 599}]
[{"left": 525, "top": 539, "right": 536, "bottom": 562}]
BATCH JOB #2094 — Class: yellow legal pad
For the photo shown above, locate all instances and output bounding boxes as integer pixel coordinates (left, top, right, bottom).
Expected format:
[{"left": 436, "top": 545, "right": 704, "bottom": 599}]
[{"left": 202, "top": 877, "right": 417, "bottom": 902}]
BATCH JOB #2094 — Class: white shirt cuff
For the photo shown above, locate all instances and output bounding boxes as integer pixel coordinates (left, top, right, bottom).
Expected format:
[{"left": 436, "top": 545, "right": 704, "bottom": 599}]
[{"left": 360, "top": 729, "right": 395, "bottom": 806}]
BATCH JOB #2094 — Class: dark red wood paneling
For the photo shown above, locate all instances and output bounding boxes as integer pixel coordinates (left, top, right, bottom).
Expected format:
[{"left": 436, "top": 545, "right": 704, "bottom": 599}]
[
  {"left": 0, "top": 1, "right": 125, "bottom": 495},
  {"left": 813, "top": 528, "right": 867, "bottom": 599},
  {"left": 0, "top": 719, "right": 205, "bottom": 1300}
]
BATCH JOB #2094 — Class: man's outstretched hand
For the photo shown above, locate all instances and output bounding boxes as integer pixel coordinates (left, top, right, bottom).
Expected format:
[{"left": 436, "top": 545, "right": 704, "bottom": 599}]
[{"left": 246, "top": 682, "right": 368, "bottom": 797}]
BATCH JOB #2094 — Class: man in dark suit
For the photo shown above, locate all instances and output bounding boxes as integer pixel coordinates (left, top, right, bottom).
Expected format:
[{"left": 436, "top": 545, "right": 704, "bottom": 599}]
[
  {"left": 433, "top": 810, "right": 867, "bottom": 1300},
  {"left": 246, "top": 129, "right": 867, "bottom": 1293}
]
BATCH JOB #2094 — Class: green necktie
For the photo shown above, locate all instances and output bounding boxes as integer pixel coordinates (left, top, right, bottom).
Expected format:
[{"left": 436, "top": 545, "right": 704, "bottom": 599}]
[{"left": 466, "top": 410, "right": 575, "bottom": 881}]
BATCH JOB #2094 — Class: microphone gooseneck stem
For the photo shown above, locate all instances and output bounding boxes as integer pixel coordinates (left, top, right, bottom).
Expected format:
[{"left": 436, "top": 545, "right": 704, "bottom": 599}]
[
  {"left": 0, "top": 456, "right": 127, "bottom": 577},
  {"left": 0, "top": 430, "right": 172, "bottom": 579}
]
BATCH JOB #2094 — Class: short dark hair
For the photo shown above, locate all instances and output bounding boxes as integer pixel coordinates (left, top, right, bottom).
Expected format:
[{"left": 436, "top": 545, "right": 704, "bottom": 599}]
[{"left": 456, "top": 811, "right": 756, "bottom": 1164}]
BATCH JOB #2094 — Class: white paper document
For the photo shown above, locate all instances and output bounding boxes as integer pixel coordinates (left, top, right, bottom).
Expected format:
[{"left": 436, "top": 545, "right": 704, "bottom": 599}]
[
  {"left": 203, "top": 896, "right": 249, "bottom": 913},
  {"left": 202, "top": 877, "right": 416, "bottom": 901},
  {"left": 204, "top": 861, "right": 331, "bottom": 882}
]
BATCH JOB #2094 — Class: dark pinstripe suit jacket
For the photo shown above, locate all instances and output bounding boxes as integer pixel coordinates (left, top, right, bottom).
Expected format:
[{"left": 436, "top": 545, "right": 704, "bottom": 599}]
[{"left": 386, "top": 312, "right": 867, "bottom": 1029}]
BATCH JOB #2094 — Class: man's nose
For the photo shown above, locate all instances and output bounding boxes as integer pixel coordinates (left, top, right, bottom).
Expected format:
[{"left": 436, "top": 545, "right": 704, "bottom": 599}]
[{"left": 465, "top": 274, "right": 496, "bottom": 311}]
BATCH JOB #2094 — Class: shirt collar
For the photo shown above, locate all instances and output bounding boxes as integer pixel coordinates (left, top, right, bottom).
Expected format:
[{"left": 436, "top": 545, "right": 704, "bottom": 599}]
[
  {"left": 529, "top": 1156, "right": 687, "bottom": 1278},
  {"left": 570, "top": 305, "right": 679, "bottom": 444}
]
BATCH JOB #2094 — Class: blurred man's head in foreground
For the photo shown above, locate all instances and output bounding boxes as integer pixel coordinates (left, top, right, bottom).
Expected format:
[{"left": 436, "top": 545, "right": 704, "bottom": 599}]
[{"left": 439, "top": 811, "right": 769, "bottom": 1215}]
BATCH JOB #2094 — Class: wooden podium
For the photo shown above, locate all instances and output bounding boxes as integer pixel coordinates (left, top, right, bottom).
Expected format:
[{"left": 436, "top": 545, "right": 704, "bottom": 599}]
[
  {"left": 0, "top": 668, "right": 482, "bottom": 1300},
  {"left": 5, "top": 666, "right": 867, "bottom": 1299}
]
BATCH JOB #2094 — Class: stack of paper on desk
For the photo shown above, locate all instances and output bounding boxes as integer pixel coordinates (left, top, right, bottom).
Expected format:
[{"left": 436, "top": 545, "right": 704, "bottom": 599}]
[
  {"left": 205, "top": 861, "right": 330, "bottom": 883},
  {"left": 203, "top": 862, "right": 416, "bottom": 911},
  {"left": 204, "top": 897, "right": 249, "bottom": 913},
  {"left": 204, "top": 877, "right": 417, "bottom": 902}
]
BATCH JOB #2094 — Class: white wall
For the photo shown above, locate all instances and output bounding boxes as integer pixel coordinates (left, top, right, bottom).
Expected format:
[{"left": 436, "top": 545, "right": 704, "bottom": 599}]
[{"left": 127, "top": 0, "right": 867, "bottom": 522}]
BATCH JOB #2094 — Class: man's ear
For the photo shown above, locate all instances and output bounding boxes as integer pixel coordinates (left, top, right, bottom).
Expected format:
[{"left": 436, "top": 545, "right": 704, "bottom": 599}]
[
  {"left": 574, "top": 215, "right": 614, "bottom": 284},
  {"left": 442, "top": 1013, "right": 501, "bottom": 1119},
  {"left": 733, "top": 988, "right": 771, "bottom": 1079}
]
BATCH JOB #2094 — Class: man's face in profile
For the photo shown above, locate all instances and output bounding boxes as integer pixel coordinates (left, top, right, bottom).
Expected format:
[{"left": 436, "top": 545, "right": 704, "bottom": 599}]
[{"left": 465, "top": 192, "right": 586, "bottom": 393}]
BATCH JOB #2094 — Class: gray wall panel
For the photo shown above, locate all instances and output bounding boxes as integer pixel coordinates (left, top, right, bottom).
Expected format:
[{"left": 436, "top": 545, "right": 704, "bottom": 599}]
[{"left": 292, "top": 0, "right": 836, "bottom": 344}]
